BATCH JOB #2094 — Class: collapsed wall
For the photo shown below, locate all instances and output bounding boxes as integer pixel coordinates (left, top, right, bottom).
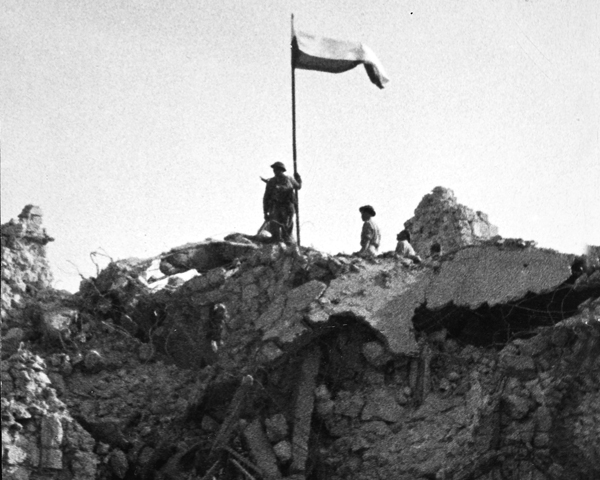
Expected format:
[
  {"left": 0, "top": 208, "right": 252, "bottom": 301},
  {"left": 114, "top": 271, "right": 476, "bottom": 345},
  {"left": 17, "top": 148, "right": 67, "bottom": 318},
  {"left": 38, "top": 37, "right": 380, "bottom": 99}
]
[
  {"left": 2, "top": 195, "right": 599, "bottom": 480},
  {"left": 65, "top": 236, "right": 600, "bottom": 479},
  {"left": 404, "top": 186, "right": 499, "bottom": 257}
]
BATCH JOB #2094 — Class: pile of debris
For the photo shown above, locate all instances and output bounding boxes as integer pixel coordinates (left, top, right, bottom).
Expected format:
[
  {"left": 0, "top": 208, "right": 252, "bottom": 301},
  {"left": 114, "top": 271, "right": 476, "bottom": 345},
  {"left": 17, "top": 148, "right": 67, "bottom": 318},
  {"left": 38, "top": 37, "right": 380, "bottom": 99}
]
[
  {"left": 2, "top": 189, "right": 599, "bottom": 480},
  {"left": 404, "top": 186, "right": 499, "bottom": 257}
]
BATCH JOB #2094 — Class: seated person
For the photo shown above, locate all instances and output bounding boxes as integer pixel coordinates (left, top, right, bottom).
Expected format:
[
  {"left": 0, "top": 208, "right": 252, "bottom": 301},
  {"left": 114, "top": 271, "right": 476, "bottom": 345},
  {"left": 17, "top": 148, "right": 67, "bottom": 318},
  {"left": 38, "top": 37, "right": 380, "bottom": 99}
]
[
  {"left": 395, "top": 230, "right": 422, "bottom": 263},
  {"left": 356, "top": 205, "right": 381, "bottom": 257}
]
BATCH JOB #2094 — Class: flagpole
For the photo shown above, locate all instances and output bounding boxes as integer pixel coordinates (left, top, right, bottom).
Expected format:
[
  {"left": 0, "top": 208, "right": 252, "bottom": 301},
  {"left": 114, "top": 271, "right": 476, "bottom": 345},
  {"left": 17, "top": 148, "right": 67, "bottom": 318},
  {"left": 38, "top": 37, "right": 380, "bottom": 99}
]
[{"left": 291, "top": 13, "right": 301, "bottom": 246}]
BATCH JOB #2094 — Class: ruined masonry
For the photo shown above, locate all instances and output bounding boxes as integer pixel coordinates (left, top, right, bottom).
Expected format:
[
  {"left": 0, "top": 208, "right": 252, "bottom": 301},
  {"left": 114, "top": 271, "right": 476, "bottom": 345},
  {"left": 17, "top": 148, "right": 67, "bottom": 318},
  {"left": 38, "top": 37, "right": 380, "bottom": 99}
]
[
  {"left": 404, "top": 186, "right": 499, "bottom": 257},
  {"left": 2, "top": 189, "right": 599, "bottom": 480}
]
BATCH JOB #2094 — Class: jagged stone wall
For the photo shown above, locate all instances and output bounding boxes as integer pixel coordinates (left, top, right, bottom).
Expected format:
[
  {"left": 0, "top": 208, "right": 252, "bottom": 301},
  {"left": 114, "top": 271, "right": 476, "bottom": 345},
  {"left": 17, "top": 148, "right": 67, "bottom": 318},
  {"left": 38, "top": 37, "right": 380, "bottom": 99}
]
[
  {"left": 2, "top": 349, "right": 99, "bottom": 480},
  {"left": 309, "top": 320, "right": 600, "bottom": 480},
  {"left": 404, "top": 186, "right": 499, "bottom": 257},
  {"left": 1, "top": 205, "right": 54, "bottom": 324}
]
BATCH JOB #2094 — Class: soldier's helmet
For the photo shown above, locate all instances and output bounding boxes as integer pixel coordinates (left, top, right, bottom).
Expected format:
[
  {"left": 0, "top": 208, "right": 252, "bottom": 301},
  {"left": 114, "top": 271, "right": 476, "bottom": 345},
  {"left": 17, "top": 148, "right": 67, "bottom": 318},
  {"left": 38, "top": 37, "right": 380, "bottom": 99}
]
[{"left": 270, "top": 162, "right": 286, "bottom": 172}]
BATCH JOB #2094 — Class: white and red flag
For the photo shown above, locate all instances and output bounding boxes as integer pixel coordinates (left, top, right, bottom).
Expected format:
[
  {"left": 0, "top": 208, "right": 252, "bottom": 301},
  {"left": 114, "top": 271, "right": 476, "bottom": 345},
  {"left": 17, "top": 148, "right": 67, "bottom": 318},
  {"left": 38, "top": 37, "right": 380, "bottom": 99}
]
[{"left": 292, "top": 28, "right": 390, "bottom": 89}]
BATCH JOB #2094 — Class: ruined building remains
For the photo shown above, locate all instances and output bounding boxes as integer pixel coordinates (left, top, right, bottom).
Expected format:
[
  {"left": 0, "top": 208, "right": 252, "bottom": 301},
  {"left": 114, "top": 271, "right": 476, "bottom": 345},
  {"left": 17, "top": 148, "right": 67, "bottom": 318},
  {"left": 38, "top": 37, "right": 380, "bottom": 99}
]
[{"left": 2, "top": 190, "right": 599, "bottom": 480}]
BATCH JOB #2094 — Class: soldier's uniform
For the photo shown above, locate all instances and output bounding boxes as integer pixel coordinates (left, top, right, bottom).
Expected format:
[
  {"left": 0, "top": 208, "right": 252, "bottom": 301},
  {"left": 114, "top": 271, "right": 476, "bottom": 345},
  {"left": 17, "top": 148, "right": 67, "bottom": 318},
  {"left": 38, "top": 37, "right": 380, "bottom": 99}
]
[{"left": 263, "top": 162, "right": 302, "bottom": 243}]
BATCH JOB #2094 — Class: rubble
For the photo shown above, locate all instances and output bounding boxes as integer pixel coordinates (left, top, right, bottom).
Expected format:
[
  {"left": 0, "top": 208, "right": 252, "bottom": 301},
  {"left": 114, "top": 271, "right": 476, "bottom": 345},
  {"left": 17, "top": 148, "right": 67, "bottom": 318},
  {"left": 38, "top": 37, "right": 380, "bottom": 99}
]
[
  {"left": 404, "top": 186, "right": 499, "bottom": 257},
  {"left": 1, "top": 205, "right": 54, "bottom": 323},
  {"left": 159, "top": 238, "right": 259, "bottom": 276},
  {"left": 2, "top": 198, "right": 599, "bottom": 480}
]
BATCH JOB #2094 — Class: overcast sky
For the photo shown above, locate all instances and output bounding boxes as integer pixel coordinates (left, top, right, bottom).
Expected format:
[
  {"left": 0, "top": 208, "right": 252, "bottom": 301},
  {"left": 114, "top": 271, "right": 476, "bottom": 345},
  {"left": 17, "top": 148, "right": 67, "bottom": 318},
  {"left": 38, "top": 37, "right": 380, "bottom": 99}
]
[{"left": 1, "top": 0, "right": 599, "bottom": 292}]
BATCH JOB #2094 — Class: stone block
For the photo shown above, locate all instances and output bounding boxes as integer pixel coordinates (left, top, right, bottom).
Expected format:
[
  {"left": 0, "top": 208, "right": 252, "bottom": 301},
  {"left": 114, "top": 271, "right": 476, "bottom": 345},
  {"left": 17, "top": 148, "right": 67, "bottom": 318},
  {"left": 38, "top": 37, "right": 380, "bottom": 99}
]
[
  {"left": 21, "top": 437, "right": 39, "bottom": 467},
  {"left": 257, "top": 342, "right": 284, "bottom": 363},
  {"left": 71, "top": 450, "right": 99, "bottom": 479},
  {"left": 265, "top": 413, "right": 289, "bottom": 443},
  {"left": 2, "top": 370, "right": 14, "bottom": 395},
  {"left": 334, "top": 392, "right": 365, "bottom": 418},
  {"left": 39, "top": 307, "right": 78, "bottom": 341},
  {"left": 41, "top": 414, "right": 63, "bottom": 448},
  {"left": 109, "top": 449, "right": 129, "bottom": 479},
  {"left": 40, "top": 448, "right": 63, "bottom": 469},
  {"left": 4, "top": 444, "right": 27, "bottom": 465},
  {"left": 206, "top": 267, "right": 226, "bottom": 287},
  {"left": 360, "top": 388, "right": 404, "bottom": 423},
  {"left": 500, "top": 354, "right": 536, "bottom": 380},
  {"left": 503, "top": 394, "right": 533, "bottom": 420},
  {"left": 534, "top": 432, "right": 550, "bottom": 448},
  {"left": 273, "top": 440, "right": 292, "bottom": 463},
  {"left": 2, "top": 466, "right": 30, "bottom": 480},
  {"left": 84, "top": 350, "right": 104, "bottom": 372},
  {"left": 362, "top": 341, "right": 389, "bottom": 367},
  {"left": 315, "top": 399, "right": 334, "bottom": 417}
]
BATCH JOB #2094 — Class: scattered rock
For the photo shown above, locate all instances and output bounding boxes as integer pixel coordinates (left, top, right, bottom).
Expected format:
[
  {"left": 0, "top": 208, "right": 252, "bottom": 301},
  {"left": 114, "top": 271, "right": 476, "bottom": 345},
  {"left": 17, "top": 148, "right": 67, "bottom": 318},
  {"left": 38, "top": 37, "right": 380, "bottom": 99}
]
[{"left": 108, "top": 448, "right": 129, "bottom": 479}]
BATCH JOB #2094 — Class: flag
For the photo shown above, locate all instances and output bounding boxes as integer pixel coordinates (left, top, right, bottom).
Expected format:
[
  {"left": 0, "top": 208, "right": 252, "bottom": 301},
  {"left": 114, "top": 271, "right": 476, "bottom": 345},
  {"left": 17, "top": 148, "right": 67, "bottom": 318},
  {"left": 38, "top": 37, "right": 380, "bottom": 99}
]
[{"left": 292, "top": 28, "right": 390, "bottom": 89}]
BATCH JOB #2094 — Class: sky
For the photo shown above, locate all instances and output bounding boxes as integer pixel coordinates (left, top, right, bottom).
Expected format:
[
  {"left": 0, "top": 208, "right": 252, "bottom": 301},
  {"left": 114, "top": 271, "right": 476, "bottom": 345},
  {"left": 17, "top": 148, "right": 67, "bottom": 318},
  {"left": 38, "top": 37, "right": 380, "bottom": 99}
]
[{"left": 1, "top": 0, "right": 599, "bottom": 292}]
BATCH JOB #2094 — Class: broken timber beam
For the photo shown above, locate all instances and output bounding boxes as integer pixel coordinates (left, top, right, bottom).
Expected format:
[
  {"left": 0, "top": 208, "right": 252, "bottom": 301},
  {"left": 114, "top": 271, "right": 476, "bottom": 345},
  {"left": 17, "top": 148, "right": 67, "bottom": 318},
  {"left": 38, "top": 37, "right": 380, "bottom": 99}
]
[
  {"left": 291, "top": 346, "right": 322, "bottom": 475},
  {"left": 210, "top": 375, "right": 254, "bottom": 456}
]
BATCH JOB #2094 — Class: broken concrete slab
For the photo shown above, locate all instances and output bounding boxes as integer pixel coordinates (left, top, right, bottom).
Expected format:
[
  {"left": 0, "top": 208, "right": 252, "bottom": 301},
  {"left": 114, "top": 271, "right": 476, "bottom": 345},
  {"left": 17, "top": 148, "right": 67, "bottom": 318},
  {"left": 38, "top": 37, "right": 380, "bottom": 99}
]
[
  {"left": 304, "top": 244, "right": 574, "bottom": 358},
  {"left": 307, "top": 265, "right": 424, "bottom": 355},
  {"left": 425, "top": 246, "right": 572, "bottom": 309},
  {"left": 159, "top": 239, "right": 259, "bottom": 275},
  {"left": 258, "top": 280, "right": 327, "bottom": 345}
]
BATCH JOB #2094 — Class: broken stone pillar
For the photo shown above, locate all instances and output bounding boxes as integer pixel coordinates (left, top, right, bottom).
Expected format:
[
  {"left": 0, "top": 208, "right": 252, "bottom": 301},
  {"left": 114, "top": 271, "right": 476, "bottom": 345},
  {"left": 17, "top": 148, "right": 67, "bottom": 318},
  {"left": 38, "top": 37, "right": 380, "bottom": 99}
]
[
  {"left": 404, "top": 186, "right": 498, "bottom": 257},
  {"left": 1, "top": 205, "right": 55, "bottom": 321},
  {"left": 291, "top": 346, "right": 321, "bottom": 475}
]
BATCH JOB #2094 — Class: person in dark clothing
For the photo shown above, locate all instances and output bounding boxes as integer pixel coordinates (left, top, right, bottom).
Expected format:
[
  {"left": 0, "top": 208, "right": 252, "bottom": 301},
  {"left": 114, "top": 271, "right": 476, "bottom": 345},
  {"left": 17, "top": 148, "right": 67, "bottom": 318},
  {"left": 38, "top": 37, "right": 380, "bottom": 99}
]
[
  {"left": 263, "top": 162, "right": 302, "bottom": 243},
  {"left": 357, "top": 205, "right": 381, "bottom": 257}
]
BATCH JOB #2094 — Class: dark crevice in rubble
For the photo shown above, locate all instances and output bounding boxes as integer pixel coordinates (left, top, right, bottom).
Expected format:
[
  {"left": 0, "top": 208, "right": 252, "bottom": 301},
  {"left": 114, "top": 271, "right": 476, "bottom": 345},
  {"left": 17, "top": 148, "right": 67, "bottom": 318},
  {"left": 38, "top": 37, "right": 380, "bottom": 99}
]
[
  {"left": 412, "top": 282, "right": 600, "bottom": 347},
  {"left": 315, "top": 315, "right": 384, "bottom": 392}
]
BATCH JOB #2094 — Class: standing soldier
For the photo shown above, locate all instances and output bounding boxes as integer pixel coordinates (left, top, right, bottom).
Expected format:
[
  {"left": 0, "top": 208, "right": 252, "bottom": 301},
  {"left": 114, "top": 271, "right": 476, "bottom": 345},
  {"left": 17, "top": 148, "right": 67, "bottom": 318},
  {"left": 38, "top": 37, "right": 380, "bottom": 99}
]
[
  {"left": 263, "top": 162, "right": 302, "bottom": 244},
  {"left": 357, "top": 205, "right": 381, "bottom": 257}
]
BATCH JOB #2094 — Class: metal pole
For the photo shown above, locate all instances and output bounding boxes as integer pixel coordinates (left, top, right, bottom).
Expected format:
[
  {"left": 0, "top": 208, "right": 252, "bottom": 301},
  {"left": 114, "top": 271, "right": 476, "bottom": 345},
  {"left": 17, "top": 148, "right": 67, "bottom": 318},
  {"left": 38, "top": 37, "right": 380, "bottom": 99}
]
[{"left": 291, "top": 14, "right": 300, "bottom": 246}]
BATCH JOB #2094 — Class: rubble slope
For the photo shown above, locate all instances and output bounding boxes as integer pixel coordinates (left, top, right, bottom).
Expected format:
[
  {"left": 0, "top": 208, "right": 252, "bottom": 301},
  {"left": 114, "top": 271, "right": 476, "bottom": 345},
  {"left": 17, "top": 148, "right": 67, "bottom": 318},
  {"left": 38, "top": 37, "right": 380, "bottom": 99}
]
[{"left": 2, "top": 193, "right": 599, "bottom": 480}]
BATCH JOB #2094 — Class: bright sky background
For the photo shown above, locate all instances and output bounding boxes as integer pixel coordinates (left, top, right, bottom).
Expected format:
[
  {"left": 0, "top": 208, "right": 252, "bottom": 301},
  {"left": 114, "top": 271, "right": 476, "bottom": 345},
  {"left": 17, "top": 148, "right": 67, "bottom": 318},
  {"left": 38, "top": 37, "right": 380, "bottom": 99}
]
[{"left": 2, "top": 0, "right": 599, "bottom": 292}]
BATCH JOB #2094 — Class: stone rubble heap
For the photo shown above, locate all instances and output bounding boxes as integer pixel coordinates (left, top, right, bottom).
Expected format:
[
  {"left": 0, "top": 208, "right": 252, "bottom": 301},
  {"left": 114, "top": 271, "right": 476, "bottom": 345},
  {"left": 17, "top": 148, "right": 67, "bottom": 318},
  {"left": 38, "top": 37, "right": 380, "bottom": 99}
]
[
  {"left": 2, "top": 191, "right": 599, "bottom": 480},
  {"left": 2, "top": 349, "right": 98, "bottom": 480}
]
